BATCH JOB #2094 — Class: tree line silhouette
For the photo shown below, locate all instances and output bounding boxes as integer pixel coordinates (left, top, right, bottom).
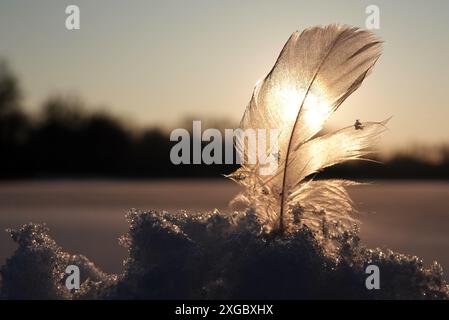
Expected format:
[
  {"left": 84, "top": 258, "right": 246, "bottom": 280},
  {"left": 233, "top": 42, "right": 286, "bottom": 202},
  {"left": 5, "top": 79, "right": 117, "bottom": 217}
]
[{"left": 1, "top": 60, "right": 448, "bottom": 180}]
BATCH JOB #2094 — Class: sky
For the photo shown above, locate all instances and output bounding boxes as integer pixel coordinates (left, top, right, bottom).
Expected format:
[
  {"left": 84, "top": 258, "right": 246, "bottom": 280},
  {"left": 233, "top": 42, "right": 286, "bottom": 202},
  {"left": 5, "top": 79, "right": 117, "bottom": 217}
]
[{"left": 0, "top": 0, "right": 448, "bottom": 150}]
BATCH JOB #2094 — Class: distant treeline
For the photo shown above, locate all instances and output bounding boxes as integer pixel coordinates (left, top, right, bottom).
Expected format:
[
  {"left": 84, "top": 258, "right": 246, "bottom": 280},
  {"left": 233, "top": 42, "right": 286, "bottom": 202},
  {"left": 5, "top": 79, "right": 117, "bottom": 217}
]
[
  {"left": 1, "top": 60, "right": 449, "bottom": 180},
  {"left": 0, "top": 61, "right": 238, "bottom": 179}
]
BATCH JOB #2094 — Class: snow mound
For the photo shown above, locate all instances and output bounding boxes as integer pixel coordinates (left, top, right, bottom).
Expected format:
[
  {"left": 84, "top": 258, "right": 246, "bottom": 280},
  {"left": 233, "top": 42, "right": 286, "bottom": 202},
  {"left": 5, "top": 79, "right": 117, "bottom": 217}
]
[{"left": 1, "top": 209, "right": 448, "bottom": 299}]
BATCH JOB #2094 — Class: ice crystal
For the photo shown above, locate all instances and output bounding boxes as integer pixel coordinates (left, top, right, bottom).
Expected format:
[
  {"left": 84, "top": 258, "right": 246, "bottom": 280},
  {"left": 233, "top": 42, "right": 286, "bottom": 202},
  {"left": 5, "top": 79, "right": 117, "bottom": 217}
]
[{"left": 1, "top": 209, "right": 447, "bottom": 299}]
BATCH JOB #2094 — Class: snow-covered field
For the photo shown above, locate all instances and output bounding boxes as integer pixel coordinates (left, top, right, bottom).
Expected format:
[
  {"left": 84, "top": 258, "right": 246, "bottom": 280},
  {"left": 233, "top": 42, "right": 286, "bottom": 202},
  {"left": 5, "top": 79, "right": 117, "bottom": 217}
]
[{"left": 0, "top": 180, "right": 448, "bottom": 281}]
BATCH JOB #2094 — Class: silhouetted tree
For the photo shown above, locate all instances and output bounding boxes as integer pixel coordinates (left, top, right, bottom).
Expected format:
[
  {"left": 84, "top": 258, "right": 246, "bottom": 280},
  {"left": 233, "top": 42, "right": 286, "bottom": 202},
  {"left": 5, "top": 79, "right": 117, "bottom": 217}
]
[
  {"left": 0, "top": 61, "right": 31, "bottom": 177},
  {"left": 0, "top": 61, "right": 21, "bottom": 114}
]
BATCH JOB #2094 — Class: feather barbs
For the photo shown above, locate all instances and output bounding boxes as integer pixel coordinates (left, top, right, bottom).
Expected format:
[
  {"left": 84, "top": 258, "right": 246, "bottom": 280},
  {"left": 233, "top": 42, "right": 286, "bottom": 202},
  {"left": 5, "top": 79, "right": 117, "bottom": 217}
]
[{"left": 228, "top": 24, "right": 388, "bottom": 242}]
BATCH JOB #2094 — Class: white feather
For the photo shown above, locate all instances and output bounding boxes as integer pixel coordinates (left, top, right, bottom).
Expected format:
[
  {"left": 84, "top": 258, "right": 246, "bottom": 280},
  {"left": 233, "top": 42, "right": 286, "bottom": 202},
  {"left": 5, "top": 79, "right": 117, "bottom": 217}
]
[{"left": 229, "top": 24, "right": 388, "bottom": 238}]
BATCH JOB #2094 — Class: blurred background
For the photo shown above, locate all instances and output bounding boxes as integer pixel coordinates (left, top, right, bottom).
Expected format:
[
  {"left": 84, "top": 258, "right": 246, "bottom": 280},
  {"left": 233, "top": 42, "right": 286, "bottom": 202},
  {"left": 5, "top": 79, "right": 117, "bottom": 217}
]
[{"left": 1, "top": 0, "right": 449, "bottom": 277}]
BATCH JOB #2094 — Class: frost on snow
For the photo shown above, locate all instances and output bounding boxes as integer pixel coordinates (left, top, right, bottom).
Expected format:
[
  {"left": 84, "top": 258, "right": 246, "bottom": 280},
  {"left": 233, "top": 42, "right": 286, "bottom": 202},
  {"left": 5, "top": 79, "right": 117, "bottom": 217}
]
[{"left": 1, "top": 208, "right": 448, "bottom": 299}]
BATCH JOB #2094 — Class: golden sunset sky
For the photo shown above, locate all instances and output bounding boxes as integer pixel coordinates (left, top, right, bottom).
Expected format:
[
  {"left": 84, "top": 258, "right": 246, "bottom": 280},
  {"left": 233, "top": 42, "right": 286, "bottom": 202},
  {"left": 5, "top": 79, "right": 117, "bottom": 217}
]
[{"left": 1, "top": 0, "right": 448, "bottom": 150}]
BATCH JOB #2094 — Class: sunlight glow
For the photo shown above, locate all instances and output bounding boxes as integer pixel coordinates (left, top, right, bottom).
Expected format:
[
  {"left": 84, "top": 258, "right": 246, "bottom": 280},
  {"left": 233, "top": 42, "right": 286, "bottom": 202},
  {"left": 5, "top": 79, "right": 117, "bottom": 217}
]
[
  {"left": 277, "top": 86, "right": 304, "bottom": 122},
  {"left": 302, "top": 91, "right": 331, "bottom": 132},
  {"left": 276, "top": 85, "right": 331, "bottom": 132}
]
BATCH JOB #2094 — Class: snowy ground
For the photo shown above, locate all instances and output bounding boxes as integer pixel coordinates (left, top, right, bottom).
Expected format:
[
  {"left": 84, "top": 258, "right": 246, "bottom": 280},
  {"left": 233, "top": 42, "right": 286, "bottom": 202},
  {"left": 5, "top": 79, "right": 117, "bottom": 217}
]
[{"left": 1, "top": 179, "right": 448, "bottom": 278}]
